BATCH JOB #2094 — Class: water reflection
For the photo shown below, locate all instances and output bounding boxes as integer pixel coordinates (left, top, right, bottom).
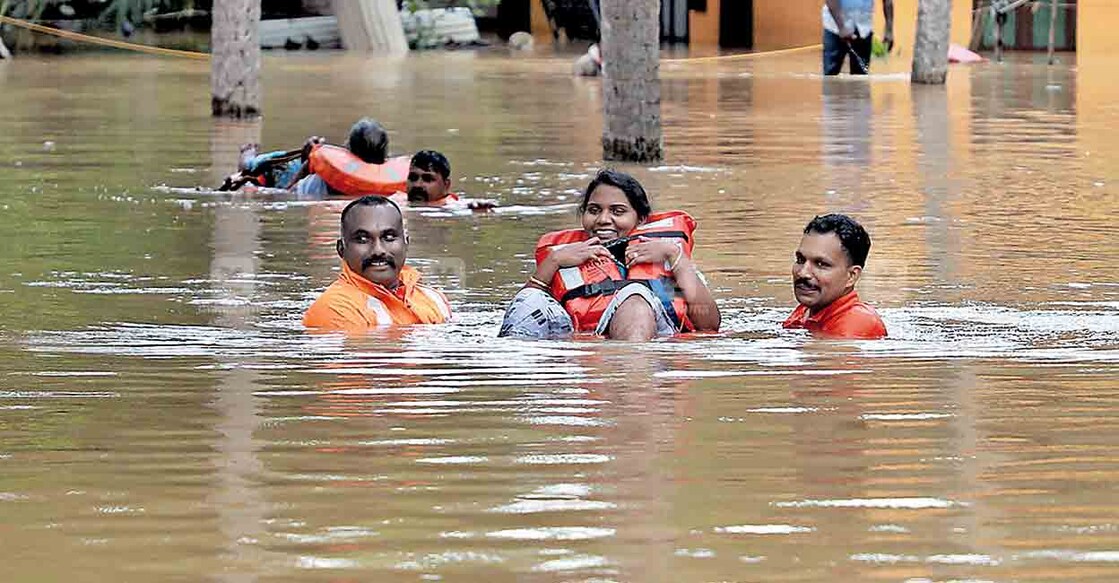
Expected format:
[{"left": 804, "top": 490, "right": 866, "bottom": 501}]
[
  {"left": 0, "top": 51, "right": 1117, "bottom": 580},
  {"left": 821, "top": 80, "right": 873, "bottom": 180},
  {"left": 207, "top": 119, "right": 270, "bottom": 581}
]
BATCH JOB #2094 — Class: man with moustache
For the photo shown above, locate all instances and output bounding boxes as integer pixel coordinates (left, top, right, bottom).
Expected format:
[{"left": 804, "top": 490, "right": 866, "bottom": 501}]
[
  {"left": 783, "top": 214, "right": 887, "bottom": 339},
  {"left": 400, "top": 150, "right": 459, "bottom": 206},
  {"left": 394, "top": 150, "right": 497, "bottom": 210},
  {"left": 303, "top": 196, "right": 451, "bottom": 330}
]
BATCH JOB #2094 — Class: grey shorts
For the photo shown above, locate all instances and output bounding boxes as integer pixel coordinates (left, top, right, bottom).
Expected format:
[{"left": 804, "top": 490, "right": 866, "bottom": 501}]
[{"left": 498, "top": 284, "right": 676, "bottom": 339}]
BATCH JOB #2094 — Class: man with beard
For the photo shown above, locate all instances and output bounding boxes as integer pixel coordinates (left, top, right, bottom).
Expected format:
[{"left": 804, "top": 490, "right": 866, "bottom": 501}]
[
  {"left": 783, "top": 214, "right": 886, "bottom": 338},
  {"left": 303, "top": 196, "right": 451, "bottom": 330}
]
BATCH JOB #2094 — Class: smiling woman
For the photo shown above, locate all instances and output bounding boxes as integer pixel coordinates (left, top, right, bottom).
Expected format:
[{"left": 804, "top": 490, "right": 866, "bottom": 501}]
[{"left": 499, "top": 169, "right": 720, "bottom": 341}]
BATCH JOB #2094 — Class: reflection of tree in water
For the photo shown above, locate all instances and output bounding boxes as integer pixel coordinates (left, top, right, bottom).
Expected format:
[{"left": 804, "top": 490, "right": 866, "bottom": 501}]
[{"left": 207, "top": 118, "right": 275, "bottom": 579}]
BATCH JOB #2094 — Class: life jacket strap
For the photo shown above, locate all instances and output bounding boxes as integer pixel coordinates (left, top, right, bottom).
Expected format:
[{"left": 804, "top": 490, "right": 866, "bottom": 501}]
[
  {"left": 560, "top": 278, "right": 640, "bottom": 305},
  {"left": 635, "top": 230, "right": 690, "bottom": 241}
]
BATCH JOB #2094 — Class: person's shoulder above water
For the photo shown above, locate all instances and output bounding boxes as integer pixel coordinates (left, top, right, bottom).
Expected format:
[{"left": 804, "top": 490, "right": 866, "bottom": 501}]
[{"left": 783, "top": 290, "right": 886, "bottom": 339}]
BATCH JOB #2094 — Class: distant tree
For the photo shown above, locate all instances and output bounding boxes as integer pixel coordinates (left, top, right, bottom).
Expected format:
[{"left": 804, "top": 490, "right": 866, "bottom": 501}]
[
  {"left": 210, "top": 0, "right": 260, "bottom": 118},
  {"left": 600, "top": 0, "right": 662, "bottom": 163}
]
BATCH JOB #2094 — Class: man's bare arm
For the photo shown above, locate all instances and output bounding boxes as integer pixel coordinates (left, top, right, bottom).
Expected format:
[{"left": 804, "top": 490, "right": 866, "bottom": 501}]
[{"left": 825, "top": 0, "right": 851, "bottom": 39}]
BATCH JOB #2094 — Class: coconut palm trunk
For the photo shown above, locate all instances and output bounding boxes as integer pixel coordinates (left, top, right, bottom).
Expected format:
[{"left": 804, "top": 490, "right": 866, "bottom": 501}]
[
  {"left": 600, "top": 0, "right": 663, "bottom": 163},
  {"left": 211, "top": 0, "right": 262, "bottom": 118},
  {"left": 911, "top": 0, "right": 951, "bottom": 84}
]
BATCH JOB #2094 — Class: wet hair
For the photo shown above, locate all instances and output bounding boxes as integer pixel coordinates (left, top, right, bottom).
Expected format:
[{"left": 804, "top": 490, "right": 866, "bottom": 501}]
[
  {"left": 346, "top": 118, "right": 388, "bottom": 164},
  {"left": 579, "top": 169, "right": 652, "bottom": 220},
  {"left": 339, "top": 195, "right": 403, "bottom": 232},
  {"left": 410, "top": 150, "right": 451, "bottom": 181},
  {"left": 804, "top": 213, "right": 871, "bottom": 267}
]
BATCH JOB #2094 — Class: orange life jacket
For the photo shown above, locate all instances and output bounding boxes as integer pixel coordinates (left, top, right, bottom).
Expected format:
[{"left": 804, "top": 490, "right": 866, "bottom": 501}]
[
  {"left": 303, "top": 262, "right": 451, "bottom": 331},
  {"left": 308, "top": 144, "right": 409, "bottom": 196},
  {"left": 534, "top": 211, "right": 696, "bottom": 333},
  {"left": 388, "top": 191, "right": 462, "bottom": 207}
]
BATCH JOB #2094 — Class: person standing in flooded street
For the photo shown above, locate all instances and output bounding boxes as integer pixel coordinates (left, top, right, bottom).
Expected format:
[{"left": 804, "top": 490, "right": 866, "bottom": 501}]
[
  {"left": 823, "top": 0, "right": 894, "bottom": 75},
  {"left": 303, "top": 196, "right": 451, "bottom": 330},
  {"left": 784, "top": 213, "right": 887, "bottom": 338},
  {"left": 499, "top": 169, "right": 720, "bottom": 341}
]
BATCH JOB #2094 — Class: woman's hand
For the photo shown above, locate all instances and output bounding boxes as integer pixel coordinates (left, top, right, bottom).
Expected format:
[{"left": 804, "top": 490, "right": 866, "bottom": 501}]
[
  {"left": 548, "top": 237, "right": 613, "bottom": 268},
  {"left": 625, "top": 237, "right": 680, "bottom": 267}
]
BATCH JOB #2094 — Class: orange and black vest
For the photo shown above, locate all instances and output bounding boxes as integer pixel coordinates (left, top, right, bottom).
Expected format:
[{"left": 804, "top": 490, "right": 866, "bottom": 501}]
[
  {"left": 534, "top": 211, "right": 696, "bottom": 332},
  {"left": 308, "top": 144, "right": 410, "bottom": 196},
  {"left": 303, "top": 262, "right": 451, "bottom": 331}
]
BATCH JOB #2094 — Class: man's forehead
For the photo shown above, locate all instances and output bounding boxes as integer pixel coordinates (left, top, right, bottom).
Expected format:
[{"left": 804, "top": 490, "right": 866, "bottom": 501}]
[
  {"left": 799, "top": 231, "right": 845, "bottom": 255},
  {"left": 342, "top": 203, "right": 403, "bottom": 232}
]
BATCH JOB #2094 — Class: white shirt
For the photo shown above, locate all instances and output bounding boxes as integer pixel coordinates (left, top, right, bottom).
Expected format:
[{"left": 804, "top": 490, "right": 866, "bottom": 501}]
[{"left": 822, "top": 0, "right": 874, "bottom": 38}]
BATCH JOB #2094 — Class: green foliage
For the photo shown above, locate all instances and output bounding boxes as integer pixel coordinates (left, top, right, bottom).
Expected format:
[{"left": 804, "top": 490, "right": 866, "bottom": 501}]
[
  {"left": 0, "top": 0, "right": 197, "bottom": 26},
  {"left": 871, "top": 37, "right": 887, "bottom": 58},
  {"left": 402, "top": 0, "right": 498, "bottom": 50},
  {"left": 403, "top": 0, "right": 499, "bottom": 18}
]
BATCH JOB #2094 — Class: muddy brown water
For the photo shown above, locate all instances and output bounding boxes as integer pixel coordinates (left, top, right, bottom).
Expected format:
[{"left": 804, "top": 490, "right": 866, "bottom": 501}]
[{"left": 0, "top": 50, "right": 1117, "bottom": 581}]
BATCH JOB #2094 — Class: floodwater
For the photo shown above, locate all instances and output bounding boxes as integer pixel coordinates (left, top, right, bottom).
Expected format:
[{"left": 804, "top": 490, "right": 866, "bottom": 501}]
[{"left": 1, "top": 47, "right": 1117, "bottom": 581}]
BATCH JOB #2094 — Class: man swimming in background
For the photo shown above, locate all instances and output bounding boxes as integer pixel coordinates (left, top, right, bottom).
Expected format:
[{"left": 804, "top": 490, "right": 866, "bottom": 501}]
[
  {"left": 395, "top": 149, "right": 495, "bottom": 210},
  {"left": 783, "top": 213, "right": 887, "bottom": 339},
  {"left": 303, "top": 195, "right": 451, "bottom": 331},
  {"left": 400, "top": 150, "right": 459, "bottom": 206}
]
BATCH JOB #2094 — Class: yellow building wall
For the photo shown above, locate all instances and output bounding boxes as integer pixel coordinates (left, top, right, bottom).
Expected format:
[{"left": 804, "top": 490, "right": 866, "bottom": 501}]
[
  {"left": 1078, "top": 0, "right": 1119, "bottom": 57},
  {"left": 876, "top": 0, "right": 973, "bottom": 57},
  {"left": 753, "top": 0, "right": 821, "bottom": 50},
  {"left": 689, "top": 0, "right": 721, "bottom": 46},
  {"left": 691, "top": 1, "right": 975, "bottom": 52},
  {"left": 530, "top": 0, "right": 551, "bottom": 41}
]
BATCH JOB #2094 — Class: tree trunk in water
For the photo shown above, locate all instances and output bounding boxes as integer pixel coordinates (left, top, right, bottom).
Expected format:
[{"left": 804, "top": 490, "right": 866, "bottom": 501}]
[
  {"left": 911, "top": 0, "right": 951, "bottom": 85},
  {"left": 211, "top": 0, "right": 262, "bottom": 118},
  {"left": 600, "top": 0, "right": 663, "bottom": 163},
  {"left": 333, "top": 0, "right": 408, "bottom": 54}
]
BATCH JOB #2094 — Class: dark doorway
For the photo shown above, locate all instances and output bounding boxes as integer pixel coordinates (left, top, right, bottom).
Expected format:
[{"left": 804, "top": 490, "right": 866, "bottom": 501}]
[
  {"left": 495, "top": 0, "right": 532, "bottom": 41},
  {"left": 720, "top": 0, "right": 753, "bottom": 49},
  {"left": 661, "top": 0, "right": 689, "bottom": 43}
]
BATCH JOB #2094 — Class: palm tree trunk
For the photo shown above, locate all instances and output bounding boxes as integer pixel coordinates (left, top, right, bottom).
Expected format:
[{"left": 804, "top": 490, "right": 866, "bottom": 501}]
[
  {"left": 911, "top": 0, "right": 951, "bottom": 85},
  {"left": 211, "top": 0, "right": 262, "bottom": 118},
  {"left": 601, "top": 0, "right": 663, "bottom": 163}
]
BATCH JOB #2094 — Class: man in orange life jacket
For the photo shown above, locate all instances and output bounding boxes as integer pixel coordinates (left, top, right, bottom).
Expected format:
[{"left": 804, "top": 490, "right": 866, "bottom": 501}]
[
  {"left": 783, "top": 213, "right": 887, "bottom": 339},
  {"left": 393, "top": 150, "right": 496, "bottom": 210},
  {"left": 303, "top": 196, "right": 451, "bottom": 330},
  {"left": 292, "top": 118, "right": 389, "bottom": 196},
  {"left": 400, "top": 150, "right": 458, "bottom": 206}
]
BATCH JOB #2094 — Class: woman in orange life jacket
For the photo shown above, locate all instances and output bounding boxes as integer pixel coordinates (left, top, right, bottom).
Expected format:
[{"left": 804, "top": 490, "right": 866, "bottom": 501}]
[
  {"left": 499, "top": 169, "right": 720, "bottom": 340},
  {"left": 290, "top": 118, "right": 391, "bottom": 197}
]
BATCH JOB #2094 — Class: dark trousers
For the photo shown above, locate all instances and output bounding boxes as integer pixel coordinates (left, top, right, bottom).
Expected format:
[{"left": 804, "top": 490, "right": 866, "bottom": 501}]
[{"left": 823, "top": 30, "right": 873, "bottom": 75}]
